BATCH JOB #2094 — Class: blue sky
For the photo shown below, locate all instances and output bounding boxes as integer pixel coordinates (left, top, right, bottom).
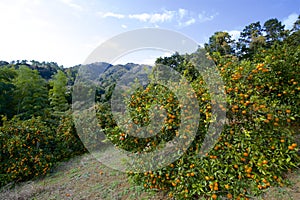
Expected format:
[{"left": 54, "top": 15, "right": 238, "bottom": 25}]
[{"left": 0, "top": 0, "right": 298, "bottom": 67}]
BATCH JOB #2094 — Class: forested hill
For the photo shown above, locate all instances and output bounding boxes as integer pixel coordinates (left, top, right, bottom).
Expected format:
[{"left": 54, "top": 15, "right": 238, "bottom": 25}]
[{"left": 0, "top": 60, "right": 144, "bottom": 84}]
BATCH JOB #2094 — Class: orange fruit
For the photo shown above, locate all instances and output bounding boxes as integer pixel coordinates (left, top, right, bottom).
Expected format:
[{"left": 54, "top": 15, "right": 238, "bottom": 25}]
[
  {"left": 211, "top": 194, "right": 217, "bottom": 199},
  {"left": 262, "top": 160, "right": 268, "bottom": 165}
]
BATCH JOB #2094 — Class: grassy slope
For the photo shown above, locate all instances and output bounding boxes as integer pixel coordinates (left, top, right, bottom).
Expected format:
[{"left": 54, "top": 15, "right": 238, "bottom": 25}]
[
  {"left": 0, "top": 152, "right": 299, "bottom": 200},
  {"left": 0, "top": 152, "right": 167, "bottom": 200}
]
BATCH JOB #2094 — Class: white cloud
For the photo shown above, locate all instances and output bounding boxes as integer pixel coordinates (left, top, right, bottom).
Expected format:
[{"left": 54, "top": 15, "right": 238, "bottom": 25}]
[
  {"left": 283, "top": 13, "right": 298, "bottom": 30},
  {"left": 198, "top": 11, "right": 218, "bottom": 23},
  {"left": 121, "top": 24, "right": 127, "bottom": 29},
  {"left": 59, "top": 0, "right": 83, "bottom": 11},
  {"left": 129, "top": 13, "right": 151, "bottom": 22},
  {"left": 96, "top": 8, "right": 216, "bottom": 28},
  {"left": 98, "top": 12, "right": 125, "bottom": 19},
  {"left": 178, "top": 8, "right": 187, "bottom": 19},
  {"left": 129, "top": 10, "right": 174, "bottom": 23},
  {"left": 177, "top": 9, "right": 218, "bottom": 27},
  {"left": 150, "top": 11, "right": 175, "bottom": 23},
  {"left": 227, "top": 30, "right": 241, "bottom": 41},
  {"left": 183, "top": 18, "right": 196, "bottom": 26}
]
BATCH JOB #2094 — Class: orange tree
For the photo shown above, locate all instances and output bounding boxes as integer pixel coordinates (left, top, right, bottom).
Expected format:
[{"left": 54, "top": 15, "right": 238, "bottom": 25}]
[
  {"left": 0, "top": 113, "right": 86, "bottom": 187},
  {"left": 98, "top": 42, "right": 299, "bottom": 199},
  {"left": 0, "top": 117, "right": 56, "bottom": 186}
]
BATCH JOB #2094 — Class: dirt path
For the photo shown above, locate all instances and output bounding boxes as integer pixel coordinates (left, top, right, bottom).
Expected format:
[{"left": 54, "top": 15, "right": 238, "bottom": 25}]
[{"left": 0, "top": 152, "right": 299, "bottom": 200}]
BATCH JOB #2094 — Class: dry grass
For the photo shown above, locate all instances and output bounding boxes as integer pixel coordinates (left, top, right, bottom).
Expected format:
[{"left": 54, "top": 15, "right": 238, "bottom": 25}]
[
  {"left": 1, "top": 136, "right": 299, "bottom": 200},
  {"left": 255, "top": 169, "right": 300, "bottom": 200},
  {"left": 0, "top": 153, "right": 167, "bottom": 200}
]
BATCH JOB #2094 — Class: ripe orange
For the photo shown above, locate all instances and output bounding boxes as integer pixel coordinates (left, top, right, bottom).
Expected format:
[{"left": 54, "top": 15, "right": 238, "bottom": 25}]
[
  {"left": 292, "top": 143, "right": 297, "bottom": 148},
  {"left": 211, "top": 194, "right": 217, "bottom": 199},
  {"left": 258, "top": 185, "right": 262, "bottom": 189},
  {"left": 288, "top": 146, "right": 294, "bottom": 150},
  {"left": 246, "top": 167, "right": 252, "bottom": 173},
  {"left": 271, "top": 146, "right": 275, "bottom": 150},
  {"left": 227, "top": 193, "right": 233, "bottom": 199},
  {"left": 262, "top": 160, "right": 268, "bottom": 165}
]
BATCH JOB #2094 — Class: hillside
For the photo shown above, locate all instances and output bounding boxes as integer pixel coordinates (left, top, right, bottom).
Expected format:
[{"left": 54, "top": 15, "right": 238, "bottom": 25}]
[{"left": 0, "top": 152, "right": 299, "bottom": 200}]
